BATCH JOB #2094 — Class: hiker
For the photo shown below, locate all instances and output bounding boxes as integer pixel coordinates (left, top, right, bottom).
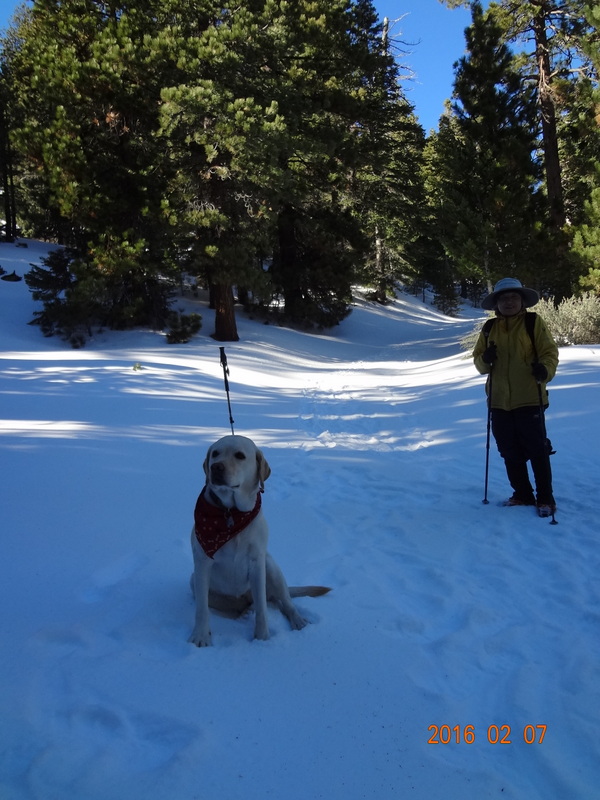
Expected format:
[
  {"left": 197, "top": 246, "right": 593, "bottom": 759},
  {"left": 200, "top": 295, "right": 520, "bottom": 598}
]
[{"left": 473, "top": 278, "right": 559, "bottom": 517}]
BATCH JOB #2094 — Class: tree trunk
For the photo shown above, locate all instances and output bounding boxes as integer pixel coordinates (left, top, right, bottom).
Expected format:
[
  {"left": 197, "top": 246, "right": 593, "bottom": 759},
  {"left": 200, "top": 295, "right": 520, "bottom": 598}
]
[
  {"left": 533, "top": 5, "right": 572, "bottom": 298},
  {"left": 533, "top": 7, "right": 565, "bottom": 232},
  {"left": 212, "top": 283, "right": 239, "bottom": 341},
  {"left": 278, "top": 204, "right": 303, "bottom": 320},
  {"left": 374, "top": 224, "right": 387, "bottom": 304},
  {"left": 237, "top": 286, "right": 249, "bottom": 306},
  {"left": 0, "top": 103, "right": 16, "bottom": 242}
]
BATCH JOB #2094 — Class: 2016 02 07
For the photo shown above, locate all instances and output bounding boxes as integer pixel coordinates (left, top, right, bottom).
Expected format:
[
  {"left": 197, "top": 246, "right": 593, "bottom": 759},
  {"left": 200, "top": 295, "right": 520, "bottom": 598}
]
[{"left": 427, "top": 724, "right": 547, "bottom": 744}]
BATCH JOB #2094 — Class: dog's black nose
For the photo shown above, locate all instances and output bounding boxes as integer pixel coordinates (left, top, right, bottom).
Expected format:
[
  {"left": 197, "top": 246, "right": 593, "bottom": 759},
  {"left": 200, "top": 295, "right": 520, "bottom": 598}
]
[{"left": 211, "top": 462, "right": 225, "bottom": 483}]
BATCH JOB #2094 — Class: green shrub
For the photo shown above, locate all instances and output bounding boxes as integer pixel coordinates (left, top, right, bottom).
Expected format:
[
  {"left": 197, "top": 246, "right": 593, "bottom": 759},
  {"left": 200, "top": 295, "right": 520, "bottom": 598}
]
[
  {"left": 535, "top": 293, "right": 600, "bottom": 346},
  {"left": 165, "top": 311, "right": 202, "bottom": 344},
  {"left": 24, "top": 249, "right": 92, "bottom": 347},
  {"left": 25, "top": 246, "right": 174, "bottom": 347},
  {"left": 460, "top": 313, "right": 495, "bottom": 353},
  {"left": 433, "top": 284, "right": 461, "bottom": 317}
]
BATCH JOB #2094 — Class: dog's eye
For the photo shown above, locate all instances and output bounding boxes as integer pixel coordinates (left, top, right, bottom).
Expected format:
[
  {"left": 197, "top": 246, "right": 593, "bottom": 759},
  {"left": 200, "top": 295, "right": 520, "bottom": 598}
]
[
  {"left": 211, "top": 450, "right": 220, "bottom": 459},
  {"left": 234, "top": 452, "right": 246, "bottom": 460}
]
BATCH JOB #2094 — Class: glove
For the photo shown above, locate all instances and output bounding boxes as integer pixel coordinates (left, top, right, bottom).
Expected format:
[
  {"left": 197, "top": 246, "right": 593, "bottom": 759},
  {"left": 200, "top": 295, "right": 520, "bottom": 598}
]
[
  {"left": 531, "top": 362, "right": 548, "bottom": 381},
  {"left": 482, "top": 343, "right": 497, "bottom": 365}
]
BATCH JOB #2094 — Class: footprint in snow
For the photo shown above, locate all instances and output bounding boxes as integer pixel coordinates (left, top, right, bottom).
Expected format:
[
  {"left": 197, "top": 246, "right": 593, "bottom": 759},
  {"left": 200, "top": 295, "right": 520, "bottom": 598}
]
[{"left": 82, "top": 553, "right": 148, "bottom": 603}]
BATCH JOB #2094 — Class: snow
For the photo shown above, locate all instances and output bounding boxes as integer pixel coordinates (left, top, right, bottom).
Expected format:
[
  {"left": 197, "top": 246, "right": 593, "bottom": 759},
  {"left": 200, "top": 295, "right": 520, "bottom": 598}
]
[{"left": 1, "top": 239, "right": 599, "bottom": 800}]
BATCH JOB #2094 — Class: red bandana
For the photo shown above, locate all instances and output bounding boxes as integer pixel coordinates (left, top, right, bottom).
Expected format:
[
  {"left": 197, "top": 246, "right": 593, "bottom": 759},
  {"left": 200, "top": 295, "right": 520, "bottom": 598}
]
[{"left": 194, "top": 489, "right": 262, "bottom": 559}]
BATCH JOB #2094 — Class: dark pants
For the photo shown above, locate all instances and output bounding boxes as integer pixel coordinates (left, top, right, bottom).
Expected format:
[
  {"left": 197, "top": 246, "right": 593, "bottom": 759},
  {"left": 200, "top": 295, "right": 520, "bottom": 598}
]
[{"left": 491, "top": 407, "right": 555, "bottom": 505}]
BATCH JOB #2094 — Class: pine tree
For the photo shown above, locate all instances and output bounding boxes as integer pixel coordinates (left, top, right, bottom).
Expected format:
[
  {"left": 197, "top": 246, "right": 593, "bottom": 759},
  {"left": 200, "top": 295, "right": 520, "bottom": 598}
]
[
  {"left": 347, "top": 15, "right": 429, "bottom": 304},
  {"left": 4, "top": 0, "right": 175, "bottom": 335},
  {"left": 3, "top": 0, "right": 427, "bottom": 339},
  {"left": 428, "top": 2, "right": 543, "bottom": 294},
  {"left": 570, "top": 0, "right": 600, "bottom": 292},
  {"left": 152, "top": 0, "right": 294, "bottom": 340},
  {"left": 155, "top": 0, "right": 413, "bottom": 333},
  {"left": 266, "top": 0, "right": 397, "bottom": 325},
  {"left": 442, "top": 0, "right": 596, "bottom": 298}
]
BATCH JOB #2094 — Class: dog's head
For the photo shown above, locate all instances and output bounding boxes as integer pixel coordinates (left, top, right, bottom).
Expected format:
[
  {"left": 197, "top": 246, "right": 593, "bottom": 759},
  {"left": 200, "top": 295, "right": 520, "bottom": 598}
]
[{"left": 203, "top": 435, "right": 271, "bottom": 511}]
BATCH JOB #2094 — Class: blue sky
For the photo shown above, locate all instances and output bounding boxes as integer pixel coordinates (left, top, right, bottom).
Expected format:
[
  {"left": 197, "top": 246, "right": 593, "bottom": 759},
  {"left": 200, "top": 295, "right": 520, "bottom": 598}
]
[
  {"left": 375, "top": 0, "right": 473, "bottom": 131},
  {"left": 0, "top": 0, "right": 474, "bottom": 132}
]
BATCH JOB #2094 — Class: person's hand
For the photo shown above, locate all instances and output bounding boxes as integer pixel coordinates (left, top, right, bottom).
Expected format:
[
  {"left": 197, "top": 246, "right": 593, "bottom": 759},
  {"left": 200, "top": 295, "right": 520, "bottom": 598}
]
[
  {"left": 531, "top": 362, "right": 548, "bottom": 381},
  {"left": 482, "top": 343, "right": 497, "bottom": 365}
]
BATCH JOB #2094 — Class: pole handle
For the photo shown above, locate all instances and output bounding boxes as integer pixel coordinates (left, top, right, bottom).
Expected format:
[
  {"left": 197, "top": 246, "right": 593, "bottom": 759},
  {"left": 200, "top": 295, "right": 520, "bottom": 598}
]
[{"left": 219, "top": 347, "right": 235, "bottom": 434}]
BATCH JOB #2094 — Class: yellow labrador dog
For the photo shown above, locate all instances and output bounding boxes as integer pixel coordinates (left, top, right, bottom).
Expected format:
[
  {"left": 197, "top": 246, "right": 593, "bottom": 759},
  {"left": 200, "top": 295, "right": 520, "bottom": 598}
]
[{"left": 189, "top": 435, "right": 329, "bottom": 646}]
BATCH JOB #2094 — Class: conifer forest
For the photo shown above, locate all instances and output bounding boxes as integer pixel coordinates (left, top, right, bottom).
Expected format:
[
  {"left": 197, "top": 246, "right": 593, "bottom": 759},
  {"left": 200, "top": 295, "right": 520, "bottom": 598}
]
[{"left": 0, "top": 0, "right": 598, "bottom": 342}]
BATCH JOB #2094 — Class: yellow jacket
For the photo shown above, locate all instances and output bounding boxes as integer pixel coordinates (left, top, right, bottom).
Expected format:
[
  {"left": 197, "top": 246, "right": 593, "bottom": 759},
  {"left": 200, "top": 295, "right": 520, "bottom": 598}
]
[{"left": 473, "top": 311, "right": 559, "bottom": 410}]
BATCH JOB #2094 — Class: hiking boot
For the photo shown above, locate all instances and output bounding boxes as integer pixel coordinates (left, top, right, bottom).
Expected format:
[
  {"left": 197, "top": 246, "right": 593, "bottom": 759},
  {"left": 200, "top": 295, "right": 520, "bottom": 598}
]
[
  {"left": 503, "top": 494, "right": 536, "bottom": 507},
  {"left": 537, "top": 503, "right": 556, "bottom": 518}
]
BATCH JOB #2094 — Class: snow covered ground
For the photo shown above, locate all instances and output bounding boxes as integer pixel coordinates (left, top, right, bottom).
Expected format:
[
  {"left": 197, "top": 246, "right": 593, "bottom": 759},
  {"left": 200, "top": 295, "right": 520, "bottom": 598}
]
[{"left": 1, "top": 239, "right": 599, "bottom": 800}]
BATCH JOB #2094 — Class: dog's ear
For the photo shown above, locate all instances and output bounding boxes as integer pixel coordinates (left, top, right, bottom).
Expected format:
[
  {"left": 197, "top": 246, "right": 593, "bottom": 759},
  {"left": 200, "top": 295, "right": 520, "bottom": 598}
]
[
  {"left": 256, "top": 448, "right": 271, "bottom": 490},
  {"left": 203, "top": 446, "right": 211, "bottom": 480}
]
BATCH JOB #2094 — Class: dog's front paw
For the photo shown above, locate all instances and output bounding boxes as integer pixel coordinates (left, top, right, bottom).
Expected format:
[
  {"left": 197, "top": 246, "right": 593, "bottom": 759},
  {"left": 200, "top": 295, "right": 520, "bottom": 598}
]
[
  {"left": 289, "top": 612, "right": 308, "bottom": 631},
  {"left": 253, "top": 621, "right": 270, "bottom": 641},
  {"left": 188, "top": 628, "right": 212, "bottom": 647}
]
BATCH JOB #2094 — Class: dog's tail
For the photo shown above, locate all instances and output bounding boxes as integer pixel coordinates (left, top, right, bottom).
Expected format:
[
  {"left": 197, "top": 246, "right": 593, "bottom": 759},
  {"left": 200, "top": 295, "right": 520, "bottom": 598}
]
[{"left": 288, "top": 586, "right": 331, "bottom": 598}]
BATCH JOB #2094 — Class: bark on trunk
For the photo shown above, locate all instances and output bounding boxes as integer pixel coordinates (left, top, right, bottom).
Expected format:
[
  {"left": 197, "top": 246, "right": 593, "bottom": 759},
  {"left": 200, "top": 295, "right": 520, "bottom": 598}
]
[
  {"left": 278, "top": 204, "right": 303, "bottom": 320},
  {"left": 374, "top": 224, "right": 387, "bottom": 304},
  {"left": 0, "top": 104, "right": 16, "bottom": 242},
  {"left": 212, "top": 283, "right": 239, "bottom": 342},
  {"left": 533, "top": 7, "right": 565, "bottom": 232}
]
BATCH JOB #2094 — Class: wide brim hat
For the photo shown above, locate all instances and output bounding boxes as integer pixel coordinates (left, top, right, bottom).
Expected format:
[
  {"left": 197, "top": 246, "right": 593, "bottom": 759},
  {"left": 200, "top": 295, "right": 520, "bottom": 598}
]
[{"left": 481, "top": 278, "right": 539, "bottom": 310}]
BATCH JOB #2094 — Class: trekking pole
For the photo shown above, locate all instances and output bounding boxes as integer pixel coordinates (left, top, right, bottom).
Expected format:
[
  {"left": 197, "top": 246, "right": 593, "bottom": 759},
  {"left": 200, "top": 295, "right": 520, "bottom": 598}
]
[
  {"left": 535, "top": 377, "right": 557, "bottom": 525},
  {"left": 219, "top": 347, "right": 235, "bottom": 435},
  {"left": 483, "top": 363, "right": 493, "bottom": 504}
]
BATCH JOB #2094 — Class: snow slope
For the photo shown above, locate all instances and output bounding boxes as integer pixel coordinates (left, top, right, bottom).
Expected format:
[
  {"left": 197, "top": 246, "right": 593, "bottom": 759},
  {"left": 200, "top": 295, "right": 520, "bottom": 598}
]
[{"left": 1, "top": 240, "right": 599, "bottom": 800}]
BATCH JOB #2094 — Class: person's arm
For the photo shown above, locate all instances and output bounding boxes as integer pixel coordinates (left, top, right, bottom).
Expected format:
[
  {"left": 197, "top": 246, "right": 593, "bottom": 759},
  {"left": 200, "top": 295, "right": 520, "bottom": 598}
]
[
  {"left": 533, "top": 317, "right": 559, "bottom": 382},
  {"left": 473, "top": 329, "right": 495, "bottom": 375}
]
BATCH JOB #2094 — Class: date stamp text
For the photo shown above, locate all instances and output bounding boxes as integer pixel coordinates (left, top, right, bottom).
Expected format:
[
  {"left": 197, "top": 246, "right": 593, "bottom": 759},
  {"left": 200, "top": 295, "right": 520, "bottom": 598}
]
[{"left": 428, "top": 724, "right": 547, "bottom": 745}]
